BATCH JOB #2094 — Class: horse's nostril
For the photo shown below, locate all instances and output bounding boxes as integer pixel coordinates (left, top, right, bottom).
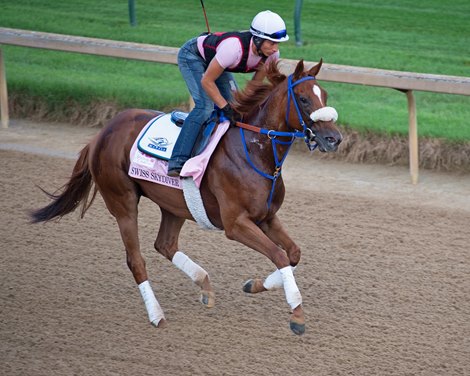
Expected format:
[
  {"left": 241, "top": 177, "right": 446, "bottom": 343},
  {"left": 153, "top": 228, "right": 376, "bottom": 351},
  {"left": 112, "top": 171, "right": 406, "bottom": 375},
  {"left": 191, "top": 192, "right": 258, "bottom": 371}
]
[{"left": 326, "top": 137, "right": 337, "bottom": 144}]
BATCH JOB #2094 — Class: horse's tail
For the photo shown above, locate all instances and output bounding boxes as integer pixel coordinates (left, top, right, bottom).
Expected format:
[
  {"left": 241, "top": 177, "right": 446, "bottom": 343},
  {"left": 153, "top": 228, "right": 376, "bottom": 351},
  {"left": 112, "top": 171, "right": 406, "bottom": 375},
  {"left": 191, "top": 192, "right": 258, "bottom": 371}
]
[{"left": 30, "top": 144, "right": 98, "bottom": 223}]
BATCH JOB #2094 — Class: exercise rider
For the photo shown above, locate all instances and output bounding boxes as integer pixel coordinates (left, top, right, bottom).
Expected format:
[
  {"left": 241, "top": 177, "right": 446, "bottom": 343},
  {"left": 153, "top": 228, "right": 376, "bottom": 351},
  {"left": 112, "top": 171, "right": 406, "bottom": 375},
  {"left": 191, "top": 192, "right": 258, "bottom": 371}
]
[{"left": 167, "top": 10, "right": 289, "bottom": 177}]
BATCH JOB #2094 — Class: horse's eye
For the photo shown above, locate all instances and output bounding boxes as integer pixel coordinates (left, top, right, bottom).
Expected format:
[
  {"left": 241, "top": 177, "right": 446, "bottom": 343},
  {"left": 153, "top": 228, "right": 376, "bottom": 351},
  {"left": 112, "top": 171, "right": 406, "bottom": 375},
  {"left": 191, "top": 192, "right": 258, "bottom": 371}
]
[{"left": 299, "top": 96, "right": 308, "bottom": 104}]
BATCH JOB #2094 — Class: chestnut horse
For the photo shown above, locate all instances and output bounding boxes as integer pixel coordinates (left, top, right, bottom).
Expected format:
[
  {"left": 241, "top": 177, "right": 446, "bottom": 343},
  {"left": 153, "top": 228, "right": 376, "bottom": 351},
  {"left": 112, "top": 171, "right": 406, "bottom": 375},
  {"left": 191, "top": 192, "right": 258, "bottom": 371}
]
[{"left": 31, "top": 59, "right": 342, "bottom": 335}]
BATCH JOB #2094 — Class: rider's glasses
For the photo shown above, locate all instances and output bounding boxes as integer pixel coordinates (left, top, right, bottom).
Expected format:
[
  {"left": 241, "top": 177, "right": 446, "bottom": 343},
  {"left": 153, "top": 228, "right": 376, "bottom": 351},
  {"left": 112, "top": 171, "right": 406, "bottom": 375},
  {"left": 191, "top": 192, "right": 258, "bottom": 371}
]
[{"left": 252, "top": 28, "right": 287, "bottom": 40}]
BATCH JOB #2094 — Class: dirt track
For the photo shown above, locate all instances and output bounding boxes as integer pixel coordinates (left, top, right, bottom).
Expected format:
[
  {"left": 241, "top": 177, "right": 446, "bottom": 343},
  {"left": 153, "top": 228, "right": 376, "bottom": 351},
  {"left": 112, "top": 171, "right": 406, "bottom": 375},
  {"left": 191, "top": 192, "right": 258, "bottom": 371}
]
[{"left": 1, "top": 119, "right": 469, "bottom": 376}]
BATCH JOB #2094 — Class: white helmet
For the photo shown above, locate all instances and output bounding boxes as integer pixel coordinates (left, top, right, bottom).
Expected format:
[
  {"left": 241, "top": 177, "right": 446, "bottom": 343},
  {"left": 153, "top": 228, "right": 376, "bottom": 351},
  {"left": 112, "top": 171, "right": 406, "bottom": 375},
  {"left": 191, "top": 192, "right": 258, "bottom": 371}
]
[{"left": 250, "top": 10, "right": 289, "bottom": 43}]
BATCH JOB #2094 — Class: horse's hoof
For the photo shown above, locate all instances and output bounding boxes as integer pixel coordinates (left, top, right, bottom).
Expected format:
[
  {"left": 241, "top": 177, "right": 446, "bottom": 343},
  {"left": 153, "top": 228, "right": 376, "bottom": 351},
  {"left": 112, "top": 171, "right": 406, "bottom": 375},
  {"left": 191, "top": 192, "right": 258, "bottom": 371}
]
[
  {"left": 200, "top": 290, "right": 215, "bottom": 308},
  {"left": 290, "top": 321, "right": 305, "bottom": 335},
  {"left": 242, "top": 279, "right": 266, "bottom": 294},
  {"left": 242, "top": 279, "right": 254, "bottom": 293},
  {"left": 290, "top": 307, "right": 305, "bottom": 335},
  {"left": 151, "top": 318, "right": 168, "bottom": 329}
]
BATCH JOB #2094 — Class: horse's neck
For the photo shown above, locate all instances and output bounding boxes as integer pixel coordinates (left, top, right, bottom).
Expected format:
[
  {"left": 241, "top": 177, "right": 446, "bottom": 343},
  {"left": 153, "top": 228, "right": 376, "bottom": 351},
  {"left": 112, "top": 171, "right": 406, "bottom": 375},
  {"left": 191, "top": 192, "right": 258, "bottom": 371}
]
[
  {"left": 245, "top": 92, "right": 287, "bottom": 132},
  {"left": 238, "top": 99, "right": 292, "bottom": 163}
]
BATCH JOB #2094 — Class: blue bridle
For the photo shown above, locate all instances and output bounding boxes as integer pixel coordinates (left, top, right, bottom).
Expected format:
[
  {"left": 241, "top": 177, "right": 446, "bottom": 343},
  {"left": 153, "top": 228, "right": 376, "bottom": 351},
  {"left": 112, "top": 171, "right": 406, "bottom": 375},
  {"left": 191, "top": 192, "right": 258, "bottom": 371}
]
[{"left": 237, "top": 74, "right": 318, "bottom": 210}]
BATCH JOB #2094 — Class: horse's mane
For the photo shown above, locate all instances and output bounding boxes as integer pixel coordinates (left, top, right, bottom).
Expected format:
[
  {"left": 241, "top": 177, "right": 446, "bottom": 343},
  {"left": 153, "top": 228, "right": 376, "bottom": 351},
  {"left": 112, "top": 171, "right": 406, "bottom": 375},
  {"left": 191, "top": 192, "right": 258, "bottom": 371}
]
[{"left": 231, "top": 61, "right": 287, "bottom": 114}]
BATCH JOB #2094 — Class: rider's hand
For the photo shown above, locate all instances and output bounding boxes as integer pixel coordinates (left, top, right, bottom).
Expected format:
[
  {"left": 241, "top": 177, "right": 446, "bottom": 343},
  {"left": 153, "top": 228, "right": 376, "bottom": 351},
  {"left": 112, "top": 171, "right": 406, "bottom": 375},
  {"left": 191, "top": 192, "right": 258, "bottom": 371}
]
[{"left": 221, "top": 104, "right": 237, "bottom": 126}]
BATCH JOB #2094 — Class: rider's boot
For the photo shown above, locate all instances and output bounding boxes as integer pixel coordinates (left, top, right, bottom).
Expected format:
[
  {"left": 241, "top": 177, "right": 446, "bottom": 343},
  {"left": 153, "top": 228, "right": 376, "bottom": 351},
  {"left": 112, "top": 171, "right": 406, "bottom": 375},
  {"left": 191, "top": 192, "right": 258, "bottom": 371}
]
[{"left": 167, "top": 118, "right": 204, "bottom": 177}]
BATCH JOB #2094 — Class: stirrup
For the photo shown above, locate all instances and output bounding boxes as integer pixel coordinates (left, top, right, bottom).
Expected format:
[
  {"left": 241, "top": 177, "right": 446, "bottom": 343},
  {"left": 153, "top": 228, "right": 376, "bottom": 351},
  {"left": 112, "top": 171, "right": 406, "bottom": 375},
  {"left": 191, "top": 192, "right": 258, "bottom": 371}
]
[
  {"left": 167, "top": 169, "right": 181, "bottom": 177},
  {"left": 170, "top": 111, "right": 189, "bottom": 127}
]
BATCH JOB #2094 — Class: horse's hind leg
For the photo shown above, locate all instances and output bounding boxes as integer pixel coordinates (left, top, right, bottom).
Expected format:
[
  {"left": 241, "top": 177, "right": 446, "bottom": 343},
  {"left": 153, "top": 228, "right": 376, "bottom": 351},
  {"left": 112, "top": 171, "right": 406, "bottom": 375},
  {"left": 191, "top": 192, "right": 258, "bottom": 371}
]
[
  {"left": 155, "top": 208, "right": 215, "bottom": 308},
  {"left": 118, "top": 214, "right": 167, "bottom": 328},
  {"left": 98, "top": 180, "right": 167, "bottom": 328}
]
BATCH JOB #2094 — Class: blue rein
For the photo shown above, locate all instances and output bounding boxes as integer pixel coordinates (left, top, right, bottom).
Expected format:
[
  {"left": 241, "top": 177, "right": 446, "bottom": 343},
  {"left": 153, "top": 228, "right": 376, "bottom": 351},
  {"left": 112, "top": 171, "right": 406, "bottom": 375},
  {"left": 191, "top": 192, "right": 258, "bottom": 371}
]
[{"left": 237, "top": 74, "right": 318, "bottom": 210}]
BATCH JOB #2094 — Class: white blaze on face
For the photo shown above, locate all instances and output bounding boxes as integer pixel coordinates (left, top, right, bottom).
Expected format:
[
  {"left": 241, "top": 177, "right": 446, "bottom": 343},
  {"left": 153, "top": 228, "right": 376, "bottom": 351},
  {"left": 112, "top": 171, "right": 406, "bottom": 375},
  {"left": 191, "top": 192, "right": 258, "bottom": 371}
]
[{"left": 313, "top": 85, "right": 323, "bottom": 106}]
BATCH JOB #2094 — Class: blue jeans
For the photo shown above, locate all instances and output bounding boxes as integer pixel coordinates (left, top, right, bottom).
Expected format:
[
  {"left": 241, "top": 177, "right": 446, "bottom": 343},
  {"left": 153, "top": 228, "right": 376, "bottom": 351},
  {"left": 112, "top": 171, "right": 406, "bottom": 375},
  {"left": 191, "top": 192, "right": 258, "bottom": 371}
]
[{"left": 168, "top": 37, "right": 237, "bottom": 170}]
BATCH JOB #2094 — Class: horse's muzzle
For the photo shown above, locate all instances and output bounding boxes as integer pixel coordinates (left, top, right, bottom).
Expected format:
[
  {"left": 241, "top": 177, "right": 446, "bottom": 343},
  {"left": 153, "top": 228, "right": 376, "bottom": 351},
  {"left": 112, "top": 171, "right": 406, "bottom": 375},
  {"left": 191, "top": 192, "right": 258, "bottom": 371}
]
[{"left": 315, "top": 128, "right": 343, "bottom": 152}]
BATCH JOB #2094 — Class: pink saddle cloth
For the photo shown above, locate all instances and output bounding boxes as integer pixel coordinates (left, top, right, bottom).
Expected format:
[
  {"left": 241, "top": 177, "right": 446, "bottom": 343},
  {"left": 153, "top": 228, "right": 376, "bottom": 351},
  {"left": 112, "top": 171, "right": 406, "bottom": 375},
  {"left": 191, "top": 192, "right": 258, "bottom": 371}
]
[{"left": 128, "top": 118, "right": 230, "bottom": 189}]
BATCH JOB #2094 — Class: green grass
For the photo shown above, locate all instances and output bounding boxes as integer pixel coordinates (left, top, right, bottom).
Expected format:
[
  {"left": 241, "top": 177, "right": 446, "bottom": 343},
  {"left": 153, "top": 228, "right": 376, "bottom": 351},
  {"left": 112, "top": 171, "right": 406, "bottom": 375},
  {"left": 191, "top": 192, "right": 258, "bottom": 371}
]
[{"left": 1, "top": 0, "right": 469, "bottom": 140}]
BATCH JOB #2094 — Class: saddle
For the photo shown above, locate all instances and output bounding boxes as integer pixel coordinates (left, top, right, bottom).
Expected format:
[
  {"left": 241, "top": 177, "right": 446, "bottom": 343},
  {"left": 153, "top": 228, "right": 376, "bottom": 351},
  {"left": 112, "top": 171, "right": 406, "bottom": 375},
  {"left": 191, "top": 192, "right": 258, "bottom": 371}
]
[{"left": 137, "top": 110, "right": 218, "bottom": 161}]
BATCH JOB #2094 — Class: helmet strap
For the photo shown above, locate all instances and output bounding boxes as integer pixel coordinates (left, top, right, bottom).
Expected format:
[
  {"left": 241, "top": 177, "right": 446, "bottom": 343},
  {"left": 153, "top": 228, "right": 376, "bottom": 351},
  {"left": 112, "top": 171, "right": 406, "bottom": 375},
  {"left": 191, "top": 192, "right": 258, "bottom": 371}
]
[{"left": 253, "top": 36, "right": 268, "bottom": 59}]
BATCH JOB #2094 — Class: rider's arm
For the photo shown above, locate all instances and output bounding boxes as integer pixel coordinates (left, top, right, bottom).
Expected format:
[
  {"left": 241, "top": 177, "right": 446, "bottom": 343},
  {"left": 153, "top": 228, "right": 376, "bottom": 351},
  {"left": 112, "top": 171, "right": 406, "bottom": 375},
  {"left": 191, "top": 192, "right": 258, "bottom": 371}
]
[
  {"left": 201, "top": 59, "right": 229, "bottom": 109},
  {"left": 201, "top": 38, "right": 241, "bottom": 108}
]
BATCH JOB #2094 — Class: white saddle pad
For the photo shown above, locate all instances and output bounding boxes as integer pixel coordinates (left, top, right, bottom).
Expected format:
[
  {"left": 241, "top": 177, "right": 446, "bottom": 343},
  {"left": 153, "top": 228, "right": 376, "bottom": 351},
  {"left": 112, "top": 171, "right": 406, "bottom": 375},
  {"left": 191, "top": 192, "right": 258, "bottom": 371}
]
[{"left": 137, "top": 112, "right": 186, "bottom": 160}]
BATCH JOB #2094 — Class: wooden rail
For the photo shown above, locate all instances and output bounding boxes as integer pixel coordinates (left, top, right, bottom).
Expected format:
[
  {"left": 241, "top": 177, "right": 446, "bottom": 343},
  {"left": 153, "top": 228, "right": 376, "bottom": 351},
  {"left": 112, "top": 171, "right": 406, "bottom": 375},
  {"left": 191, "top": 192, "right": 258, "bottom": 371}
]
[{"left": 1, "top": 27, "right": 470, "bottom": 183}]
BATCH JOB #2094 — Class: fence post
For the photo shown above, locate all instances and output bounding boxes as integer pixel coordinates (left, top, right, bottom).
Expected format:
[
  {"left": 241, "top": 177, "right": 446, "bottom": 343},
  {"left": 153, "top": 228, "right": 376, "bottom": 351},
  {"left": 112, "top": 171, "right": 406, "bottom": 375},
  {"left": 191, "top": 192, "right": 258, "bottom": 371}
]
[
  {"left": 294, "top": 0, "right": 303, "bottom": 46},
  {"left": 406, "top": 90, "right": 418, "bottom": 184},
  {"left": 0, "top": 47, "right": 9, "bottom": 128},
  {"left": 128, "top": 0, "right": 137, "bottom": 27}
]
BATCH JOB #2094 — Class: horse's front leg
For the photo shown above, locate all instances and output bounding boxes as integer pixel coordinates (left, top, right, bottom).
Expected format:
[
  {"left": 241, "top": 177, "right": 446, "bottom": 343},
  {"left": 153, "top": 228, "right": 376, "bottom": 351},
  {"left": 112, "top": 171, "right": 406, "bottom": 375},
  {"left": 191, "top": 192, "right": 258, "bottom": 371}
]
[
  {"left": 224, "top": 214, "right": 305, "bottom": 335},
  {"left": 261, "top": 214, "right": 301, "bottom": 265},
  {"left": 243, "top": 214, "right": 300, "bottom": 294}
]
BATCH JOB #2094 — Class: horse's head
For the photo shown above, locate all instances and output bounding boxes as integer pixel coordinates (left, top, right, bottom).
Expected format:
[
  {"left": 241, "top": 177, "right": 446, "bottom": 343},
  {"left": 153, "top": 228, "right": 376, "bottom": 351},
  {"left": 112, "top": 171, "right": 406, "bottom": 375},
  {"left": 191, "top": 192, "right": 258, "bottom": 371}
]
[{"left": 286, "top": 59, "right": 343, "bottom": 152}]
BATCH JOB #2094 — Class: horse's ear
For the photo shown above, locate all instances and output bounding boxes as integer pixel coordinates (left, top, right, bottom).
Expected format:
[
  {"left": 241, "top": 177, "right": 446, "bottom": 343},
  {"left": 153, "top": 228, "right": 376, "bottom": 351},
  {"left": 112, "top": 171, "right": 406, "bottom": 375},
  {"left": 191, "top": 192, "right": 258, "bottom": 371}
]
[
  {"left": 293, "top": 59, "right": 305, "bottom": 80},
  {"left": 308, "top": 58, "right": 323, "bottom": 77}
]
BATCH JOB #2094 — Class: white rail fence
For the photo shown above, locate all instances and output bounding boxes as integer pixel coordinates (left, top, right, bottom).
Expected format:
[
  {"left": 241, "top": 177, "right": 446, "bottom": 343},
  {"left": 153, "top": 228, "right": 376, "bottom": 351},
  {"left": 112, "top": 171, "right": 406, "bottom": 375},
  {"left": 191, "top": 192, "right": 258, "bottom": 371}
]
[{"left": 1, "top": 27, "right": 470, "bottom": 183}]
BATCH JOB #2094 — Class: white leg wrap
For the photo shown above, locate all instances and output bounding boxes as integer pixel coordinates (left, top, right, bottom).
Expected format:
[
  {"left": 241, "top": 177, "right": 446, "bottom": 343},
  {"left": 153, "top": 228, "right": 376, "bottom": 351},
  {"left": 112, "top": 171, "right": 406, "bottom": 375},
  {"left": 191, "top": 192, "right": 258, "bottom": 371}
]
[
  {"left": 263, "top": 266, "right": 297, "bottom": 290},
  {"left": 172, "top": 251, "right": 208, "bottom": 286},
  {"left": 280, "top": 266, "right": 302, "bottom": 310},
  {"left": 138, "top": 280, "right": 165, "bottom": 325}
]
